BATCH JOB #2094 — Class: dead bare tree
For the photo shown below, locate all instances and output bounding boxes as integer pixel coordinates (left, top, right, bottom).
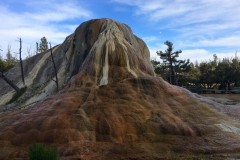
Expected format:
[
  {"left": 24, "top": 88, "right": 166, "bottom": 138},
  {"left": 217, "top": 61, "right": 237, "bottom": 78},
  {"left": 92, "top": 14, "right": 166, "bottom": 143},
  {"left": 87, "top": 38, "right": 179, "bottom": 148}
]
[
  {"left": 0, "top": 47, "right": 20, "bottom": 92},
  {"left": 49, "top": 42, "right": 59, "bottom": 91},
  {"left": 27, "top": 47, "right": 31, "bottom": 57},
  {"left": 17, "top": 37, "right": 25, "bottom": 85},
  {"left": 36, "top": 42, "right": 39, "bottom": 54},
  {"left": 0, "top": 72, "right": 20, "bottom": 92}
]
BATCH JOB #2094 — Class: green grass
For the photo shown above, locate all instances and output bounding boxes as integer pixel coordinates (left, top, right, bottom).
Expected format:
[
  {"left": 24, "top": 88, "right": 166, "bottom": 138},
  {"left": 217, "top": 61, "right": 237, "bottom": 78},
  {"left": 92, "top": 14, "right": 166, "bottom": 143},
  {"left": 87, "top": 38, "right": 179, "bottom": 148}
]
[
  {"left": 6, "top": 86, "right": 27, "bottom": 104},
  {"left": 28, "top": 143, "right": 59, "bottom": 160},
  {"left": 177, "top": 155, "right": 205, "bottom": 160}
]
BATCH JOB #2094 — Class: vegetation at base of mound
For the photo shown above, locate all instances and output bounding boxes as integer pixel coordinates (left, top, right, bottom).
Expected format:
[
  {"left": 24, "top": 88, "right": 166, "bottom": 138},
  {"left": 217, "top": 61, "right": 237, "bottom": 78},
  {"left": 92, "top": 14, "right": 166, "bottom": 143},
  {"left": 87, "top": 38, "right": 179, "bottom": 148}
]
[
  {"left": 29, "top": 143, "right": 59, "bottom": 160},
  {"left": 6, "top": 87, "right": 27, "bottom": 104}
]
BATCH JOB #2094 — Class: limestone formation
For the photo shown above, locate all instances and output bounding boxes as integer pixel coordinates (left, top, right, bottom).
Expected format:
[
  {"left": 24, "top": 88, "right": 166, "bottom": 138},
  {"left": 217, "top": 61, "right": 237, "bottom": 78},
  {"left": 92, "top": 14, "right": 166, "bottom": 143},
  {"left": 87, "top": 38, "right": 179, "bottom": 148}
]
[{"left": 0, "top": 19, "right": 240, "bottom": 159}]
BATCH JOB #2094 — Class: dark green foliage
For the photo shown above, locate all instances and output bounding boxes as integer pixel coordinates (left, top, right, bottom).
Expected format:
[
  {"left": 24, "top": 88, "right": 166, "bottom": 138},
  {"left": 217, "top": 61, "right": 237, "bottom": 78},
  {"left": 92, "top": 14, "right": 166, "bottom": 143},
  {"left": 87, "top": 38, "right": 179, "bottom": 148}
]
[
  {"left": 0, "top": 48, "right": 18, "bottom": 73},
  {"left": 29, "top": 143, "right": 59, "bottom": 160},
  {"left": 154, "top": 41, "right": 191, "bottom": 85},
  {"left": 197, "top": 55, "right": 240, "bottom": 89},
  {"left": 0, "top": 49, "right": 20, "bottom": 92},
  {"left": 39, "top": 37, "right": 49, "bottom": 53},
  {"left": 151, "top": 59, "right": 166, "bottom": 77},
  {"left": 0, "top": 57, "right": 5, "bottom": 72},
  {"left": 5, "top": 45, "right": 18, "bottom": 67},
  {"left": 6, "top": 87, "right": 27, "bottom": 104},
  {"left": 152, "top": 41, "right": 240, "bottom": 89}
]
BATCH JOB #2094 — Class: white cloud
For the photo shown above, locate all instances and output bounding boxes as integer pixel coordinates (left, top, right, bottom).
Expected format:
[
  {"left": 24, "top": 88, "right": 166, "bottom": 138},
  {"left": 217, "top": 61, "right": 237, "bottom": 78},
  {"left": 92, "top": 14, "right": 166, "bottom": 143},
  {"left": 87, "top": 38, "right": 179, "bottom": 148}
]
[
  {"left": 148, "top": 45, "right": 238, "bottom": 63},
  {"left": 178, "top": 36, "right": 240, "bottom": 48},
  {"left": 113, "top": 0, "right": 240, "bottom": 51},
  {"left": 197, "top": 36, "right": 240, "bottom": 47},
  {"left": 113, "top": 0, "right": 240, "bottom": 26},
  {"left": 25, "top": 2, "right": 91, "bottom": 23},
  {"left": 180, "top": 49, "right": 238, "bottom": 63},
  {"left": 0, "top": 0, "right": 92, "bottom": 58},
  {"left": 111, "top": 0, "right": 143, "bottom": 6},
  {"left": 142, "top": 36, "right": 159, "bottom": 43},
  {"left": 148, "top": 43, "right": 167, "bottom": 60},
  {"left": 181, "top": 49, "right": 212, "bottom": 63}
]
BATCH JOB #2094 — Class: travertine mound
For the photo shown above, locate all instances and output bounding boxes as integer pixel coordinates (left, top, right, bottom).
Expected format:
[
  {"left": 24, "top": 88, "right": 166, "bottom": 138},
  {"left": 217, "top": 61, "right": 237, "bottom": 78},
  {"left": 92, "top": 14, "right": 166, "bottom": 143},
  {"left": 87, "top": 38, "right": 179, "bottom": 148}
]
[
  {"left": 67, "top": 18, "right": 155, "bottom": 87},
  {"left": 0, "top": 19, "right": 240, "bottom": 159},
  {"left": 0, "top": 18, "right": 154, "bottom": 105}
]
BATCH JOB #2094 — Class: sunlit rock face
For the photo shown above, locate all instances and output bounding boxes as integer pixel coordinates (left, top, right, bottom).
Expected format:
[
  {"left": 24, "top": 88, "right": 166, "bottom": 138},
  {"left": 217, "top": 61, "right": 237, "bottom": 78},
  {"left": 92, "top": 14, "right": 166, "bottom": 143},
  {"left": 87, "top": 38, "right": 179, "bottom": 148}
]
[
  {"left": 1, "top": 19, "right": 240, "bottom": 159},
  {"left": 66, "top": 18, "right": 155, "bottom": 87}
]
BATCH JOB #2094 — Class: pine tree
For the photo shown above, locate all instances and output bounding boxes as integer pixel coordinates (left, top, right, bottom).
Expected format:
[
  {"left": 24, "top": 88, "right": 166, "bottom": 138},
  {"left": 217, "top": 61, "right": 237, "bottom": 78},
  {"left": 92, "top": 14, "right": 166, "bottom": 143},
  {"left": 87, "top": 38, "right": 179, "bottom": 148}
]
[
  {"left": 0, "top": 48, "right": 20, "bottom": 92},
  {"left": 0, "top": 53, "right": 5, "bottom": 72},
  {"left": 5, "top": 45, "right": 17, "bottom": 69},
  {"left": 39, "top": 37, "right": 49, "bottom": 53},
  {"left": 156, "top": 41, "right": 190, "bottom": 85}
]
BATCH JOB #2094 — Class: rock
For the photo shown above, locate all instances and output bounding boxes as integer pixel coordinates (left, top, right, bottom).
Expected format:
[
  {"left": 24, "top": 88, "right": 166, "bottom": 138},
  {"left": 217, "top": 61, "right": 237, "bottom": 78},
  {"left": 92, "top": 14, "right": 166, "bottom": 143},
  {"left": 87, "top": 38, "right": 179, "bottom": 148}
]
[
  {"left": 0, "top": 18, "right": 154, "bottom": 106},
  {"left": 0, "top": 18, "right": 240, "bottom": 159},
  {"left": 66, "top": 18, "right": 155, "bottom": 87}
]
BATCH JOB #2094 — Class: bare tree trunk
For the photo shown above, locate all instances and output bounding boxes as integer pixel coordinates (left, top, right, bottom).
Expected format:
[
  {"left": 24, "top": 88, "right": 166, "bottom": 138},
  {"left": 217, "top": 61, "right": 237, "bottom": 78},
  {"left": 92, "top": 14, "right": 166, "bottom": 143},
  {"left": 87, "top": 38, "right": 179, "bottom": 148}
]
[
  {"left": 0, "top": 72, "right": 20, "bottom": 92},
  {"left": 49, "top": 43, "right": 59, "bottom": 91},
  {"left": 36, "top": 42, "right": 39, "bottom": 54},
  {"left": 19, "top": 38, "right": 25, "bottom": 85},
  {"left": 169, "top": 58, "right": 175, "bottom": 85}
]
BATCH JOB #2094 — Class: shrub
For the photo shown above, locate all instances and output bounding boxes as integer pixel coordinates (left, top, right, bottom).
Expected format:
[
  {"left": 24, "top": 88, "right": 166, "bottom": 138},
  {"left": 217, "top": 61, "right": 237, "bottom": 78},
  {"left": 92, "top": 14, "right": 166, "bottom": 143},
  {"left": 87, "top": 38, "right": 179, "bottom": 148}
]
[
  {"left": 28, "top": 143, "right": 59, "bottom": 160},
  {"left": 6, "top": 86, "right": 27, "bottom": 104}
]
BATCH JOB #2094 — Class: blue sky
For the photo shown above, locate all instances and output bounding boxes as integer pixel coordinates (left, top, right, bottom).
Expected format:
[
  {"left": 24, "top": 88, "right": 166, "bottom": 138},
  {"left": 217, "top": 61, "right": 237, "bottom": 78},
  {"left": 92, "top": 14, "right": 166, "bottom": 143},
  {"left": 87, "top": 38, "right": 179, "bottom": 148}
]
[{"left": 0, "top": 0, "right": 240, "bottom": 62}]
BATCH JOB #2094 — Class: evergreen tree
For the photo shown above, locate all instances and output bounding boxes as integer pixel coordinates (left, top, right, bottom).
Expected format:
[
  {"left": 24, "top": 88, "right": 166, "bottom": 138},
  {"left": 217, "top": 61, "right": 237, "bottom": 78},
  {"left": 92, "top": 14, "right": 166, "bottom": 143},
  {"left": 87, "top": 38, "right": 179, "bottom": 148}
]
[
  {"left": 156, "top": 41, "right": 190, "bottom": 85},
  {"left": 152, "top": 50, "right": 240, "bottom": 89},
  {"left": 5, "top": 45, "right": 17, "bottom": 67},
  {"left": 151, "top": 59, "right": 169, "bottom": 80},
  {"left": 0, "top": 49, "right": 20, "bottom": 92},
  {"left": 0, "top": 50, "right": 8, "bottom": 73},
  {"left": 231, "top": 55, "right": 240, "bottom": 86},
  {"left": 0, "top": 54, "right": 5, "bottom": 72},
  {"left": 39, "top": 37, "right": 49, "bottom": 53}
]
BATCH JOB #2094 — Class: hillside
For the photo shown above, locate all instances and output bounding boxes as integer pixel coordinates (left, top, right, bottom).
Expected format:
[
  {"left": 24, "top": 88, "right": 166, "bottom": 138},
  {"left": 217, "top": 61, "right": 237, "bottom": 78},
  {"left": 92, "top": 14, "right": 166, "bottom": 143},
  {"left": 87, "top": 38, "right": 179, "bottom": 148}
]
[{"left": 0, "top": 18, "right": 240, "bottom": 159}]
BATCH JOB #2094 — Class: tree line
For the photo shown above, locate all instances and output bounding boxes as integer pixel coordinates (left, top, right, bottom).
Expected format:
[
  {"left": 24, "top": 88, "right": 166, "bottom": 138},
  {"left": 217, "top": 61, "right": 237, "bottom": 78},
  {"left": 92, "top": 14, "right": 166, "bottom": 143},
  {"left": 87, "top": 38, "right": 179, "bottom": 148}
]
[{"left": 152, "top": 41, "right": 240, "bottom": 90}]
